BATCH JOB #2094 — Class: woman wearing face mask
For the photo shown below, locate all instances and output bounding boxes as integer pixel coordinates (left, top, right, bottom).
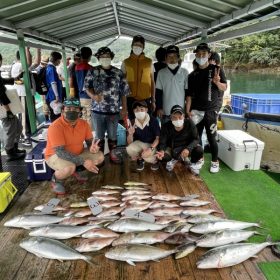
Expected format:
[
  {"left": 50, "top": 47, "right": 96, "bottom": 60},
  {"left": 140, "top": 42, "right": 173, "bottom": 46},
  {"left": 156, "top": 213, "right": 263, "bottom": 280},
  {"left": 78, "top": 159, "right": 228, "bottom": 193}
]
[
  {"left": 155, "top": 45, "right": 189, "bottom": 124},
  {"left": 126, "top": 101, "right": 160, "bottom": 171},
  {"left": 84, "top": 47, "right": 130, "bottom": 164},
  {"left": 156, "top": 105, "right": 204, "bottom": 175},
  {"left": 121, "top": 35, "right": 155, "bottom": 120},
  {"left": 45, "top": 98, "right": 104, "bottom": 195}
]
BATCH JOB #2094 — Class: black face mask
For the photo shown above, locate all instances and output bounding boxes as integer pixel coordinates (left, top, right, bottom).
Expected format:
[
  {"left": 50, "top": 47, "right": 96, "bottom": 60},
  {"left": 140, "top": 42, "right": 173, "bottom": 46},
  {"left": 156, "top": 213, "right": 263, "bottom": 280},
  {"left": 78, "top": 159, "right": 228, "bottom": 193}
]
[{"left": 65, "top": 111, "right": 79, "bottom": 121}]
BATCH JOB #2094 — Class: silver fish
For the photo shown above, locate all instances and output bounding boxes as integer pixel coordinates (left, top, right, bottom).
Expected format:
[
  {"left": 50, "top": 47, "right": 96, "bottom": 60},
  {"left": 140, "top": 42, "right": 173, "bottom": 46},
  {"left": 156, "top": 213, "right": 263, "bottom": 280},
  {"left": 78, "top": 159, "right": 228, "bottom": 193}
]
[
  {"left": 112, "top": 231, "right": 179, "bottom": 246},
  {"left": 97, "top": 207, "right": 124, "bottom": 218},
  {"left": 155, "top": 216, "right": 188, "bottom": 225},
  {"left": 149, "top": 201, "right": 179, "bottom": 209},
  {"left": 180, "top": 199, "right": 211, "bottom": 207},
  {"left": 152, "top": 193, "right": 199, "bottom": 201},
  {"left": 186, "top": 214, "right": 223, "bottom": 224},
  {"left": 76, "top": 237, "right": 117, "bottom": 252},
  {"left": 82, "top": 228, "right": 119, "bottom": 238},
  {"left": 190, "top": 220, "right": 260, "bottom": 234},
  {"left": 121, "top": 190, "right": 151, "bottom": 196},
  {"left": 92, "top": 190, "right": 120, "bottom": 195},
  {"left": 70, "top": 202, "right": 88, "bottom": 208},
  {"left": 182, "top": 209, "right": 219, "bottom": 216},
  {"left": 107, "top": 218, "right": 168, "bottom": 233},
  {"left": 196, "top": 230, "right": 261, "bottom": 248},
  {"left": 124, "top": 181, "right": 149, "bottom": 186},
  {"left": 105, "top": 244, "right": 178, "bottom": 265},
  {"left": 121, "top": 195, "right": 151, "bottom": 201},
  {"left": 146, "top": 207, "right": 183, "bottom": 216},
  {"left": 20, "top": 237, "right": 93, "bottom": 264},
  {"left": 101, "top": 185, "right": 124, "bottom": 190},
  {"left": 34, "top": 205, "right": 67, "bottom": 212},
  {"left": 175, "top": 242, "right": 196, "bottom": 259},
  {"left": 29, "top": 224, "right": 99, "bottom": 239},
  {"left": 120, "top": 200, "right": 151, "bottom": 207},
  {"left": 74, "top": 209, "right": 92, "bottom": 218},
  {"left": 121, "top": 203, "right": 152, "bottom": 213},
  {"left": 101, "top": 201, "right": 121, "bottom": 208},
  {"left": 91, "top": 195, "right": 119, "bottom": 202},
  {"left": 197, "top": 242, "right": 276, "bottom": 269},
  {"left": 4, "top": 214, "right": 65, "bottom": 229},
  {"left": 59, "top": 217, "right": 89, "bottom": 225}
]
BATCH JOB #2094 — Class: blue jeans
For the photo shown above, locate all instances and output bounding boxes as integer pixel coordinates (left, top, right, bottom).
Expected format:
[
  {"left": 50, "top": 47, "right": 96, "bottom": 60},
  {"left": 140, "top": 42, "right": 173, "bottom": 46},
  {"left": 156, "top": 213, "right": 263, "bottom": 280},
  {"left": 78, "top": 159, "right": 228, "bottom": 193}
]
[{"left": 92, "top": 113, "right": 119, "bottom": 141}]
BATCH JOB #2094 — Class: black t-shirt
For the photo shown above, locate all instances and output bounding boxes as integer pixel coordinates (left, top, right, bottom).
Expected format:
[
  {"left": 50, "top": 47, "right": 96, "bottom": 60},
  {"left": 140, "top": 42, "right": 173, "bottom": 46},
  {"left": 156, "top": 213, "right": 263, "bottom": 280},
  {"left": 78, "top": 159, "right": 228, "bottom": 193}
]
[{"left": 187, "top": 64, "right": 227, "bottom": 111}]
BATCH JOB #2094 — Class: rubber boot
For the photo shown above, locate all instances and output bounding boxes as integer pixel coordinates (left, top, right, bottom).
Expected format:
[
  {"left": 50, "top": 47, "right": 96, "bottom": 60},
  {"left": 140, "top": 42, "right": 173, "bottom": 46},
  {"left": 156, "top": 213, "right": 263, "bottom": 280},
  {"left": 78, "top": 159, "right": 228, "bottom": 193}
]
[{"left": 5, "top": 147, "right": 25, "bottom": 162}]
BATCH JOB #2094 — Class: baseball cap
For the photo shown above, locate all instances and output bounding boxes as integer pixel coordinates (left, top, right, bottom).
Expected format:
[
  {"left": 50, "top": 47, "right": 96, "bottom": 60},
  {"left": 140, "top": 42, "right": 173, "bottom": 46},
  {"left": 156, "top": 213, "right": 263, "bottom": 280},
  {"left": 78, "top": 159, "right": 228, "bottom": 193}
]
[
  {"left": 194, "top": 43, "right": 211, "bottom": 53},
  {"left": 63, "top": 98, "right": 81, "bottom": 108},
  {"left": 166, "top": 45, "right": 179, "bottom": 55},
  {"left": 132, "top": 35, "right": 145, "bottom": 46},
  {"left": 170, "top": 105, "right": 184, "bottom": 115},
  {"left": 132, "top": 100, "right": 148, "bottom": 109}
]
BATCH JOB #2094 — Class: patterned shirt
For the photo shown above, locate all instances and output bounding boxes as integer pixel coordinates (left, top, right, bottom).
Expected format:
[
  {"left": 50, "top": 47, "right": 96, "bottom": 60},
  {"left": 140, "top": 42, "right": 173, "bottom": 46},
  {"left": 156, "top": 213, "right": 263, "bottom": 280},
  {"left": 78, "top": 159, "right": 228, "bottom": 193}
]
[{"left": 84, "top": 65, "right": 130, "bottom": 114}]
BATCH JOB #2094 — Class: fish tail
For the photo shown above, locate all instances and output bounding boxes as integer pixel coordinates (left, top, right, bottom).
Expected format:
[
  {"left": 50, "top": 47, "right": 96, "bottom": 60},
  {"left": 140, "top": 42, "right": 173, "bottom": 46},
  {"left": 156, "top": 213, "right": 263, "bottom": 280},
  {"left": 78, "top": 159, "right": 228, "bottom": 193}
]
[
  {"left": 84, "top": 255, "right": 97, "bottom": 266},
  {"left": 176, "top": 241, "right": 197, "bottom": 252}
]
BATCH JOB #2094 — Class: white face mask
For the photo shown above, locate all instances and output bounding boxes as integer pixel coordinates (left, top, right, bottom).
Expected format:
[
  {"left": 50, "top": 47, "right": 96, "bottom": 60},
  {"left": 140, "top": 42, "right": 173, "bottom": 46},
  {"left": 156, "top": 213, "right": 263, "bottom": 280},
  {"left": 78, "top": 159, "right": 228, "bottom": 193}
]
[
  {"left": 167, "top": 63, "right": 179, "bottom": 70},
  {"left": 196, "top": 57, "right": 208, "bottom": 66},
  {"left": 172, "top": 119, "right": 184, "bottom": 128},
  {"left": 99, "top": 58, "right": 111, "bottom": 68},
  {"left": 132, "top": 46, "right": 143, "bottom": 56},
  {"left": 135, "top": 111, "right": 146, "bottom": 120}
]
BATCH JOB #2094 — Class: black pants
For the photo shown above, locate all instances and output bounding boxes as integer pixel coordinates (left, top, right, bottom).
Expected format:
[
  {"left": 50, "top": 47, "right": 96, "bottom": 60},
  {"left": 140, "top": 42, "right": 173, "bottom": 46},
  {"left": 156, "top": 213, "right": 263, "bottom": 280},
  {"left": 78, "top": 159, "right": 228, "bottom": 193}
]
[
  {"left": 162, "top": 145, "right": 204, "bottom": 163},
  {"left": 196, "top": 111, "right": 218, "bottom": 162},
  {"left": 127, "top": 97, "right": 152, "bottom": 120}
]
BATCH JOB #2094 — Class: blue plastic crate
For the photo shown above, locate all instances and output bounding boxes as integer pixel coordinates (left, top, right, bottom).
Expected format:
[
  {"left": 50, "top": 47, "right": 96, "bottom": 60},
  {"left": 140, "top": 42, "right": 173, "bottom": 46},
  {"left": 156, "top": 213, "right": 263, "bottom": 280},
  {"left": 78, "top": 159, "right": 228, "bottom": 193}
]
[
  {"left": 231, "top": 93, "right": 280, "bottom": 115},
  {"left": 117, "top": 123, "right": 127, "bottom": 146}
]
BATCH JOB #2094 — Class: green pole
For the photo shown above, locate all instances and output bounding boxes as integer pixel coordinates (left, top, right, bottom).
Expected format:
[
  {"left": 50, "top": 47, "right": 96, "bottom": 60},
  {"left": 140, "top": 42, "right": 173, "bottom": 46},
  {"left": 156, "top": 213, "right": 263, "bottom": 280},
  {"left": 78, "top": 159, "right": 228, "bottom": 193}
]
[
  {"left": 62, "top": 46, "right": 70, "bottom": 98},
  {"left": 16, "top": 30, "right": 37, "bottom": 134}
]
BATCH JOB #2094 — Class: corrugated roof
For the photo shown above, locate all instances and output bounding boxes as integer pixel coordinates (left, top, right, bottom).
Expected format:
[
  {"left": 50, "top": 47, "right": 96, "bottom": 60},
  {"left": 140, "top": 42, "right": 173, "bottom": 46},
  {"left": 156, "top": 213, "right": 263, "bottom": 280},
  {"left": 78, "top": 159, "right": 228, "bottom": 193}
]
[{"left": 0, "top": 0, "right": 279, "bottom": 48}]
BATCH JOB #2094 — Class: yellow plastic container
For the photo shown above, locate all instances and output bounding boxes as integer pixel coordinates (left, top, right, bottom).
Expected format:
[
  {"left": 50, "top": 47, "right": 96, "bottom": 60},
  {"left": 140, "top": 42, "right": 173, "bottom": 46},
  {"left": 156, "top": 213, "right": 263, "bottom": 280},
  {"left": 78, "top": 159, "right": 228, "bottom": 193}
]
[{"left": 0, "top": 172, "right": 18, "bottom": 213}]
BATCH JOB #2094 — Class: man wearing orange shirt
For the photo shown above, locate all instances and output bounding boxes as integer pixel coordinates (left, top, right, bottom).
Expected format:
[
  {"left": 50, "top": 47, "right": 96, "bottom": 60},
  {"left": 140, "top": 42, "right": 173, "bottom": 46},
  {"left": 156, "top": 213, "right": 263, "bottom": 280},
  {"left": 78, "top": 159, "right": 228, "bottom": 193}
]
[{"left": 45, "top": 98, "right": 104, "bottom": 194}]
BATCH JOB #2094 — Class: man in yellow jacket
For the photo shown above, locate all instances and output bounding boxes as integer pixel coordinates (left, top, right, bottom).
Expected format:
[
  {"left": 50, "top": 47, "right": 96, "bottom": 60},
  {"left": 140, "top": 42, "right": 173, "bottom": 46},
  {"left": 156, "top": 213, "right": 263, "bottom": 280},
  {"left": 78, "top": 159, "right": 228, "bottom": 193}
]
[{"left": 121, "top": 35, "right": 155, "bottom": 119}]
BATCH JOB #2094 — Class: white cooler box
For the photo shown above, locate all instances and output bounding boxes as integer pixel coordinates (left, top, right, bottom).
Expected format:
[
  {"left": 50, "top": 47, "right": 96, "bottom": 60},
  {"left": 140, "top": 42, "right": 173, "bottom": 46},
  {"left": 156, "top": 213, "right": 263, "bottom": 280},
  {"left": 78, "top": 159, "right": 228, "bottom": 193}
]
[{"left": 217, "top": 130, "right": 264, "bottom": 171}]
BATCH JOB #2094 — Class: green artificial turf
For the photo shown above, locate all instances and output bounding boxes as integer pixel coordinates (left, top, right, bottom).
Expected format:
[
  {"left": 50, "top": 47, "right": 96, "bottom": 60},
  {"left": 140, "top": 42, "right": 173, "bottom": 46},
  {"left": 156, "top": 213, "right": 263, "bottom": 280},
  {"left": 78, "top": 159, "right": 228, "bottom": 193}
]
[
  {"left": 258, "top": 262, "right": 280, "bottom": 280},
  {"left": 200, "top": 154, "right": 280, "bottom": 242}
]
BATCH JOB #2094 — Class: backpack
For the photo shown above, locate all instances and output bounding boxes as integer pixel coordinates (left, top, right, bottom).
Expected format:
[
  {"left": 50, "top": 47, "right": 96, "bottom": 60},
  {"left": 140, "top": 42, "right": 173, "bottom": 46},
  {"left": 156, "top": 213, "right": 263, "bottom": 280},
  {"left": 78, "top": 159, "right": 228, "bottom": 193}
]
[{"left": 31, "top": 67, "right": 47, "bottom": 95}]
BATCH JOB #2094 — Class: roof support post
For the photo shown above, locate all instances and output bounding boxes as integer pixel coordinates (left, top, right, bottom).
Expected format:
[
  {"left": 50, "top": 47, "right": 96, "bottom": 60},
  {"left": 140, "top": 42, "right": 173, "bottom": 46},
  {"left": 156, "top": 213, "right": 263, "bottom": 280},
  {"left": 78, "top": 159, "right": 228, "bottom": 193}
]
[
  {"left": 16, "top": 29, "right": 36, "bottom": 134},
  {"left": 112, "top": 0, "right": 121, "bottom": 36},
  {"left": 61, "top": 45, "right": 70, "bottom": 98},
  {"left": 201, "top": 28, "right": 208, "bottom": 43}
]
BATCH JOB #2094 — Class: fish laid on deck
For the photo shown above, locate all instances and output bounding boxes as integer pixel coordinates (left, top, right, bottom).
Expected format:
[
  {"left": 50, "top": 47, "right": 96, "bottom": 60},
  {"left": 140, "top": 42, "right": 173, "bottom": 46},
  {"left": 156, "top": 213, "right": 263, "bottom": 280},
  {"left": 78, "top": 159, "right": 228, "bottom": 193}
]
[
  {"left": 197, "top": 242, "right": 277, "bottom": 268},
  {"left": 20, "top": 237, "right": 94, "bottom": 264}
]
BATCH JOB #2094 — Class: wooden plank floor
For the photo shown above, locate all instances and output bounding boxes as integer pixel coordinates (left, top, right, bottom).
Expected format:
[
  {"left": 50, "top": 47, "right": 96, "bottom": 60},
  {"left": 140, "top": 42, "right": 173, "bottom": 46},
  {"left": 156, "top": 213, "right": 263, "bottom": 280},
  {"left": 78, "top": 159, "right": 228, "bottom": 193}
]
[{"left": 0, "top": 157, "right": 277, "bottom": 280}]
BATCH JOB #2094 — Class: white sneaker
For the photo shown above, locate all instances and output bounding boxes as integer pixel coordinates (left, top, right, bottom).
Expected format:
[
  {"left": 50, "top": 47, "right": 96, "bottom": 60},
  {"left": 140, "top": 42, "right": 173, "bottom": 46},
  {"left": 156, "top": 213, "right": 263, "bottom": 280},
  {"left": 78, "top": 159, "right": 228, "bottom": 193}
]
[
  {"left": 189, "top": 158, "right": 204, "bottom": 175},
  {"left": 210, "top": 161, "right": 220, "bottom": 173},
  {"left": 166, "top": 159, "right": 178, "bottom": 172}
]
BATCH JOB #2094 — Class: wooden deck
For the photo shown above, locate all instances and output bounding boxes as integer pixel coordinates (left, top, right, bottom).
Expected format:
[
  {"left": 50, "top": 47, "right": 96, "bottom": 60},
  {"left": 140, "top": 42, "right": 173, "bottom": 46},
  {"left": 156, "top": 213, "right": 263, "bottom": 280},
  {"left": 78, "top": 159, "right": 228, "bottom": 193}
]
[{"left": 0, "top": 158, "right": 277, "bottom": 280}]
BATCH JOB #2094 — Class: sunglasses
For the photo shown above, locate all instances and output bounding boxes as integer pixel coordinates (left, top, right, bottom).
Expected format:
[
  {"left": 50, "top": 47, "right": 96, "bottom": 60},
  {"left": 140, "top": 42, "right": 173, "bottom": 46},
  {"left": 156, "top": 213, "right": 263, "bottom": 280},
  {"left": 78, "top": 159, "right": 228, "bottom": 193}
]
[{"left": 63, "top": 100, "right": 80, "bottom": 107}]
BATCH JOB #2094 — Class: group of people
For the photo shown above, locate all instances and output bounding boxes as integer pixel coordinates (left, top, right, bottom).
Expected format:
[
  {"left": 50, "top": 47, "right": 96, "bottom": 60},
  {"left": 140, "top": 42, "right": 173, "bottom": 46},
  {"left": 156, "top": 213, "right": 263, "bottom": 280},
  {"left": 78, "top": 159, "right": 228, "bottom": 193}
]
[{"left": 0, "top": 35, "right": 227, "bottom": 195}]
